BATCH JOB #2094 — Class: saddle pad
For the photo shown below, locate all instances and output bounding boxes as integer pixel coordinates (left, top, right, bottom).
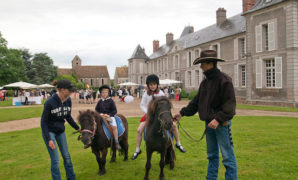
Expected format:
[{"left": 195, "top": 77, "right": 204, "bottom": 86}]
[
  {"left": 103, "top": 116, "right": 125, "bottom": 141},
  {"left": 143, "top": 127, "right": 173, "bottom": 141}
]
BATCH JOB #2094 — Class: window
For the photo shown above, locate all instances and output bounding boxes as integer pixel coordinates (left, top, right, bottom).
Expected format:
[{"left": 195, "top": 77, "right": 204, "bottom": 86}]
[
  {"left": 91, "top": 79, "right": 93, "bottom": 86},
  {"left": 265, "top": 59, "right": 275, "bottom": 88},
  {"left": 256, "top": 21, "right": 276, "bottom": 53},
  {"left": 195, "top": 70, "right": 200, "bottom": 86},
  {"left": 175, "top": 72, "right": 179, "bottom": 81},
  {"left": 175, "top": 55, "right": 179, "bottom": 69},
  {"left": 241, "top": 66, "right": 246, "bottom": 87},
  {"left": 188, "top": 71, "right": 192, "bottom": 86},
  {"left": 101, "top": 78, "right": 104, "bottom": 85},
  {"left": 195, "top": 49, "right": 200, "bottom": 59},
  {"left": 263, "top": 24, "right": 269, "bottom": 51},
  {"left": 239, "top": 38, "right": 246, "bottom": 59},
  {"left": 188, "top": 51, "right": 192, "bottom": 67}
]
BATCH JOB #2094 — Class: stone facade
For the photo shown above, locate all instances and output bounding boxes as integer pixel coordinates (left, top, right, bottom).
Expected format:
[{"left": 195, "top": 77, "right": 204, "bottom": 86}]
[
  {"left": 127, "top": 0, "right": 298, "bottom": 107},
  {"left": 58, "top": 55, "right": 110, "bottom": 87},
  {"left": 114, "top": 67, "right": 129, "bottom": 86}
]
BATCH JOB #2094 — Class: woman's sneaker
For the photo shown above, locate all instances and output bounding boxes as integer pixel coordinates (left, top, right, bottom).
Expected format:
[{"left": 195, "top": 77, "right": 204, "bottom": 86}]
[{"left": 131, "top": 150, "right": 142, "bottom": 160}]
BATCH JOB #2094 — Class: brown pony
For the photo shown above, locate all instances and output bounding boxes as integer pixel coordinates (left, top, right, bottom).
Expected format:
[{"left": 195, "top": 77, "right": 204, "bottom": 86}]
[
  {"left": 144, "top": 96, "right": 176, "bottom": 180},
  {"left": 77, "top": 110, "right": 128, "bottom": 176}
]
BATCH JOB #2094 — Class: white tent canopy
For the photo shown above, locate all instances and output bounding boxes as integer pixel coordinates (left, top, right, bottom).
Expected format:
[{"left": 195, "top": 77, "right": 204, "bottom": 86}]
[
  {"left": 38, "top": 84, "right": 55, "bottom": 88},
  {"left": 159, "top": 79, "right": 182, "bottom": 85},
  {"left": 119, "top": 82, "right": 140, "bottom": 86},
  {"left": 0, "top": 87, "right": 3, "bottom": 90},
  {"left": 3, "top": 82, "right": 38, "bottom": 89}
]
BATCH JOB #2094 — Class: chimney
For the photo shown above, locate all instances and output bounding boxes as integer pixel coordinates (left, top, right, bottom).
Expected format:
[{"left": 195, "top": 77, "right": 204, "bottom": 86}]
[
  {"left": 153, "top": 40, "right": 159, "bottom": 53},
  {"left": 216, "top": 8, "right": 226, "bottom": 26},
  {"left": 242, "top": 0, "right": 257, "bottom": 13},
  {"left": 166, "top": 33, "right": 174, "bottom": 45}
]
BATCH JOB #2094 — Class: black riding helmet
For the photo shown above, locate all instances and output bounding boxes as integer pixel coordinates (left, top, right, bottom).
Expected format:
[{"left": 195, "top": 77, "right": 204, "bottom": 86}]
[
  {"left": 146, "top": 74, "right": 159, "bottom": 86},
  {"left": 99, "top": 85, "right": 111, "bottom": 95}
]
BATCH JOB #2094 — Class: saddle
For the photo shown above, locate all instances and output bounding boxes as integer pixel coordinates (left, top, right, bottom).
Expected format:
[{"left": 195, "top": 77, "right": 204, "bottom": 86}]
[{"left": 101, "top": 116, "right": 115, "bottom": 149}]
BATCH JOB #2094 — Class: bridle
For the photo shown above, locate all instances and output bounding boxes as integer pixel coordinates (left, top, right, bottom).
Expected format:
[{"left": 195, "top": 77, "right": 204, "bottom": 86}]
[
  {"left": 79, "top": 116, "right": 97, "bottom": 140},
  {"left": 157, "top": 110, "right": 172, "bottom": 137}
]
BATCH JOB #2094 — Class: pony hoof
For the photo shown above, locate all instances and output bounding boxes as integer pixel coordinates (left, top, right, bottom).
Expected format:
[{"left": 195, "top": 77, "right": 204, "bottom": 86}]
[
  {"left": 123, "top": 157, "right": 128, "bottom": 161},
  {"left": 159, "top": 176, "right": 164, "bottom": 180},
  {"left": 99, "top": 170, "right": 106, "bottom": 176}
]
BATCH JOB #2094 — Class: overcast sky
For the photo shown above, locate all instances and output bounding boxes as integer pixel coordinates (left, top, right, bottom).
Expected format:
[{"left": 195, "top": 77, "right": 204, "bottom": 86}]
[{"left": 0, "top": 0, "right": 242, "bottom": 79}]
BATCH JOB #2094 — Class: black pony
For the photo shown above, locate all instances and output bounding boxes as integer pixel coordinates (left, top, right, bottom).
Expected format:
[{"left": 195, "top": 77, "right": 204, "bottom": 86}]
[
  {"left": 77, "top": 110, "right": 128, "bottom": 175},
  {"left": 144, "top": 96, "right": 176, "bottom": 180}
]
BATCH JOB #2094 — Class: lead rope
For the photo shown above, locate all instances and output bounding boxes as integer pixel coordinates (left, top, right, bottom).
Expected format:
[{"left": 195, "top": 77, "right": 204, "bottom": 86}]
[{"left": 176, "top": 119, "right": 206, "bottom": 143}]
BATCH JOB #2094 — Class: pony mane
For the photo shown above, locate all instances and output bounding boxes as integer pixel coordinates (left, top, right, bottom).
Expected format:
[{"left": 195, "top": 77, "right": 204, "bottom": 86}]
[
  {"left": 146, "top": 96, "right": 172, "bottom": 126},
  {"left": 78, "top": 109, "right": 102, "bottom": 126}
]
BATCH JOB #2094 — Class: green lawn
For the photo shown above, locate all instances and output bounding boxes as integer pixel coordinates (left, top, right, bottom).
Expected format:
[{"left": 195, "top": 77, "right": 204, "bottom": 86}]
[
  {"left": 237, "top": 104, "right": 298, "bottom": 112},
  {"left": 0, "top": 97, "right": 13, "bottom": 107},
  {"left": 0, "top": 116, "right": 297, "bottom": 179},
  {"left": 0, "top": 107, "right": 43, "bottom": 122}
]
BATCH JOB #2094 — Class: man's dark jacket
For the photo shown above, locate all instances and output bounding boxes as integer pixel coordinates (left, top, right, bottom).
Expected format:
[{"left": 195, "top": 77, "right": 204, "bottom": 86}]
[{"left": 180, "top": 67, "right": 236, "bottom": 124}]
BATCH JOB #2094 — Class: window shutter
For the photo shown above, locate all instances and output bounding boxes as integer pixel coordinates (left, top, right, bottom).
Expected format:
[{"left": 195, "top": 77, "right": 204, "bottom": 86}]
[
  {"left": 185, "top": 71, "right": 188, "bottom": 87},
  {"left": 234, "top": 39, "right": 238, "bottom": 60},
  {"left": 255, "top": 25, "right": 262, "bottom": 53},
  {"left": 268, "top": 22, "right": 276, "bottom": 51},
  {"left": 275, "top": 57, "right": 282, "bottom": 88},
  {"left": 192, "top": 70, "right": 195, "bottom": 87},
  {"left": 199, "top": 70, "right": 203, "bottom": 84},
  {"left": 256, "top": 59, "right": 262, "bottom": 88},
  {"left": 234, "top": 65, "right": 239, "bottom": 87}
]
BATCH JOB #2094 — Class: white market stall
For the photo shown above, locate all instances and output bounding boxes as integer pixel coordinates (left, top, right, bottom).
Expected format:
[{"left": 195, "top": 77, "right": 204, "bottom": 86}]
[
  {"left": 3, "top": 82, "right": 42, "bottom": 105},
  {"left": 159, "top": 79, "right": 182, "bottom": 85},
  {"left": 119, "top": 82, "right": 140, "bottom": 86}
]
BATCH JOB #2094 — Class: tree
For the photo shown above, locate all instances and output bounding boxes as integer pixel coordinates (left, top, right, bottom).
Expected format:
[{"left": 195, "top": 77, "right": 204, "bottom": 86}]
[
  {"left": 0, "top": 33, "right": 26, "bottom": 86},
  {"left": 55, "top": 73, "right": 85, "bottom": 90},
  {"left": 28, "top": 53, "right": 57, "bottom": 84},
  {"left": 21, "top": 49, "right": 33, "bottom": 82}
]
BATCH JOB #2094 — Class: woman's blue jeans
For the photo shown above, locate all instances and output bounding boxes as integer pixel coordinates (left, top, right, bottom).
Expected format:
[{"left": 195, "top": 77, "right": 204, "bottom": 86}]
[
  {"left": 42, "top": 132, "right": 76, "bottom": 180},
  {"left": 205, "top": 121, "right": 237, "bottom": 180}
]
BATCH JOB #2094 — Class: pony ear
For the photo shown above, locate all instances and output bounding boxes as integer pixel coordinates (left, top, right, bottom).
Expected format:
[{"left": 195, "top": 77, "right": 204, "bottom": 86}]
[
  {"left": 79, "top": 111, "right": 82, "bottom": 115},
  {"left": 152, "top": 96, "right": 156, "bottom": 100}
]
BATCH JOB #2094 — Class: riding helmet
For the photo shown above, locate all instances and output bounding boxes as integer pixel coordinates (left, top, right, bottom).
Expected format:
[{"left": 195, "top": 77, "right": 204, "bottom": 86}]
[
  {"left": 99, "top": 84, "right": 111, "bottom": 95},
  {"left": 146, "top": 74, "right": 159, "bottom": 86}
]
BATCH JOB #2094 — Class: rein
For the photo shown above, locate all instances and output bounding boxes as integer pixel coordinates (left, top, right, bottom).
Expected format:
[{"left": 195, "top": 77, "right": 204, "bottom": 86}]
[{"left": 176, "top": 120, "right": 206, "bottom": 143}]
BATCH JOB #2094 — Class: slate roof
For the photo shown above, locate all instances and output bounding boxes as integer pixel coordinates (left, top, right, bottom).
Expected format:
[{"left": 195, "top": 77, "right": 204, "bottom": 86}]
[
  {"left": 73, "top": 66, "right": 109, "bottom": 78},
  {"left": 180, "top": 26, "right": 194, "bottom": 38},
  {"left": 129, "top": 45, "right": 149, "bottom": 60},
  {"left": 57, "top": 68, "right": 73, "bottom": 76},
  {"left": 116, "top": 67, "right": 128, "bottom": 78},
  {"left": 244, "top": 0, "right": 286, "bottom": 14},
  {"left": 149, "top": 13, "right": 246, "bottom": 60}
]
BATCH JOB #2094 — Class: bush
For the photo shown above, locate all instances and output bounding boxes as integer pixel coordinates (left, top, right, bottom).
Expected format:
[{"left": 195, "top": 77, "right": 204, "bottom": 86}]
[
  {"left": 6, "top": 90, "right": 14, "bottom": 97},
  {"left": 188, "top": 90, "right": 198, "bottom": 100},
  {"left": 180, "top": 89, "right": 188, "bottom": 98}
]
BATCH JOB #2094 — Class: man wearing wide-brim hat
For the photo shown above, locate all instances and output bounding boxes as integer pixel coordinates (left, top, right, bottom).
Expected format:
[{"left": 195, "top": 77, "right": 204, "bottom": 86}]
[{"left": 174, "top": 50, "right": 237, "bottom": 179}]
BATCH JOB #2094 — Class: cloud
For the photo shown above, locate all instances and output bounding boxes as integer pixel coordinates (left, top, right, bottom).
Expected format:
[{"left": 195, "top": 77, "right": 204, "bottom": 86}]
[{"left": 0, "top": 0, "right": 242, "bottom": 78}]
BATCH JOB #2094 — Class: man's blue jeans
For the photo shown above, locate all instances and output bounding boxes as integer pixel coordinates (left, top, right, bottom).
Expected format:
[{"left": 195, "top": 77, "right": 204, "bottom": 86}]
[
  {"left": 205, "top": 121, "right": 237, "bottom": 180},
  {"left": 42, "top": 132, "right": 76, "bottom": 180}
]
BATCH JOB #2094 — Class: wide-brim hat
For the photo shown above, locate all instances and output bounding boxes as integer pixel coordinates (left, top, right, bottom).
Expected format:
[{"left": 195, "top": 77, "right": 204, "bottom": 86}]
[{"left": 193, "top": 50, "right": 225, "bottom": 65}]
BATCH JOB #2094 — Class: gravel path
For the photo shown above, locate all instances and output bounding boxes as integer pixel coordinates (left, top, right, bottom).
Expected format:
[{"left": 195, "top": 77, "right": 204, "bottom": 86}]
[{"left": 1, "top": 98, "right": 298, "bottom": 133}]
